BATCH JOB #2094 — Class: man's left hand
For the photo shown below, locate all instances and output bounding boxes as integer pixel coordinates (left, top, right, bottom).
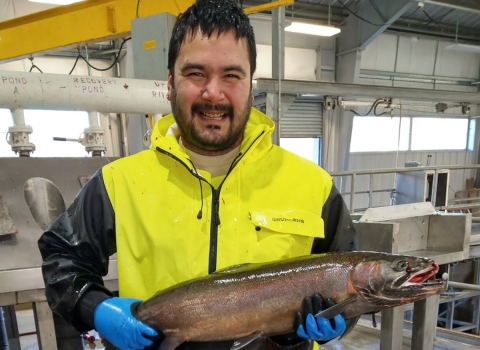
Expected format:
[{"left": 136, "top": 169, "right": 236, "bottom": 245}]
[{"left": 295, "top": 293, "right": 346, "bottom": 342}]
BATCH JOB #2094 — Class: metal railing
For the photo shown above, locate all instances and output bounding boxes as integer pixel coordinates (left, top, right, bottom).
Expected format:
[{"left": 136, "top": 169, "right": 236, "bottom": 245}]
[{"left": 330, "top": 164, "right": 480, "bottom": 213}]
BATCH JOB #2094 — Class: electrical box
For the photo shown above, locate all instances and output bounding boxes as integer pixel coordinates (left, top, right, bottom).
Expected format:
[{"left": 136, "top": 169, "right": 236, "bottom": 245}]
[{"left": 131, "top": 13, "right": 177, "bottom": 80}]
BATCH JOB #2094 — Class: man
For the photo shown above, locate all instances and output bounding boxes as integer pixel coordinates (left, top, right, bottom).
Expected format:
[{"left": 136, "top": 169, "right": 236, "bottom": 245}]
[{"left": 38, "top": 0, "right": 356, "bottom": 349}]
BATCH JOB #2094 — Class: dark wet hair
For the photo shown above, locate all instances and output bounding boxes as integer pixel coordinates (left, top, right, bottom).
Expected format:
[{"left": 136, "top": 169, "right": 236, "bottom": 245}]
[{"left": 168, "top": 0, "right": 256, "bottom": 77}]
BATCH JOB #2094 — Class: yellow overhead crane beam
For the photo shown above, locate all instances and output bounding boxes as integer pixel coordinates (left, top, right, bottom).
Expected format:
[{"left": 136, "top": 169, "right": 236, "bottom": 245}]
[{"left": 0, "top": 0, "right": 294, "bottom": 63}]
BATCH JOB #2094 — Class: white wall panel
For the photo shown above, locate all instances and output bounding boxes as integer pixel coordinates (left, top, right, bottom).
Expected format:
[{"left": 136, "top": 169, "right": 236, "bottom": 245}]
[
  {"left": 396, "top": 37, "right": 437, "bottom": 75},
  {"left": 436, "top": 42, "right": 480, "bottom": 78},
  {"left": 254, "top": 44, "right": 317, "bottom": 80},
  {"left": 360, "top": 33, "right": 397, "bottom": 72}
]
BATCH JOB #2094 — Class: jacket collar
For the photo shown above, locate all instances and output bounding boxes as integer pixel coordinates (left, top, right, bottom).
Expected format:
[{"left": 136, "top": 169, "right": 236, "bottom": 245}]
[{"left": 150, "top": 108, "right": 275, "bottom": 167}]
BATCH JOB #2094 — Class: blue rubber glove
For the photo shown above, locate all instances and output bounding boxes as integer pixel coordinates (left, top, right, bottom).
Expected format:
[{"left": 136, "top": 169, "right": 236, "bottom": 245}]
[
  {"left": 295, "top": 294, "right": 346, "bottom": 342},
  {"left": 94, "top": 297, "right": 158, "bottom": 350}
]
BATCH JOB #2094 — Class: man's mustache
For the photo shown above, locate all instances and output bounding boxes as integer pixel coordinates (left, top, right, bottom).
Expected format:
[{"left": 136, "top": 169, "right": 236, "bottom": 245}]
[{"left": 191, "top": 103, "right": 234, "bottom": 115}]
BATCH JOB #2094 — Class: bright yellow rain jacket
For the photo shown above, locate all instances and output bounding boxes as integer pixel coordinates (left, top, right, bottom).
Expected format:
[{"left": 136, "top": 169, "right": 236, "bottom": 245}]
[{"left": 102, "top": 108, "right": 333, "bottom": 300}]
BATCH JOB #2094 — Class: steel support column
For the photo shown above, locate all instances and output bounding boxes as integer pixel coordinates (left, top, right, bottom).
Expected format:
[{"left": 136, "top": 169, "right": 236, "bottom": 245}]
[
  {"left": 380, "top": 306, "right": 404, "bottom": 350},
  {"left": 270, "top": 4, "right": 285, "bottom": 146},
  {"left": 412, "top": 294, "right": 441, "bottom": 350}
]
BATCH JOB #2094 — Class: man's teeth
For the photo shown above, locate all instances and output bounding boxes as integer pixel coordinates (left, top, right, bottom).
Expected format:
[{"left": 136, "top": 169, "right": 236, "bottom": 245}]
[{"left": 201, "top": 112, "right": 224, "bottom": 119}]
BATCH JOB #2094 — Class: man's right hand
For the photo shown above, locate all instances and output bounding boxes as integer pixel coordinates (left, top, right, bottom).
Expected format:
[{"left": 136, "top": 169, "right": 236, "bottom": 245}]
[{"left": 94, "top": 297, "right": 158, "bottom": 350}]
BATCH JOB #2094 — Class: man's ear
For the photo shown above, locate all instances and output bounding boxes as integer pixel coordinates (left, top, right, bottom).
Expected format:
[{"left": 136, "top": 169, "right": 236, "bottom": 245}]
[{"left": 167, "top": 71, "right": 173, "bottom": 101}]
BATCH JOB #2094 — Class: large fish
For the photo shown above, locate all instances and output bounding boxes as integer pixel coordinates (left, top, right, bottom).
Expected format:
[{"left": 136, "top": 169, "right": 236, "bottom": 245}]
[{"left": 106, "top": 251, "right": 446, "bottom": 350}]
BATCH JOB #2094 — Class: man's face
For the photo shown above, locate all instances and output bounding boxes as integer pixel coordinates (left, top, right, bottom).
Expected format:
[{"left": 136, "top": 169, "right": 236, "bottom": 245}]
[{"left": 168, "top": 29, "right": 252, "bottom": 155}]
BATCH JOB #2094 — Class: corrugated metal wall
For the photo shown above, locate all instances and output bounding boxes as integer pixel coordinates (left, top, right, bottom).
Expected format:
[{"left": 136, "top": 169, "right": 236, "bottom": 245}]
[{"left": 281, "top": 97, "right": 323, "bottom": 137}]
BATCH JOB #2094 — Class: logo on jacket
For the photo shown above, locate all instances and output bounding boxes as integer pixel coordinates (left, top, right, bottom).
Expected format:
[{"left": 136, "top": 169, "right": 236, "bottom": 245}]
[{"left": 272, "top": 217, "right": 305, "bottom": 224}]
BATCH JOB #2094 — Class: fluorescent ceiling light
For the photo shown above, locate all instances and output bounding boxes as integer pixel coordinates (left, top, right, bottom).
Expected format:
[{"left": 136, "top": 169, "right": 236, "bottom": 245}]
[
  {"left": 28, "top": 0, "right": 85, "bottom": 5},
  {"left": 446, "top": 43, "right": 480, "bottom": 53},
  {"left": 285, "top": 22, "right": 341, "bottom": 37}
]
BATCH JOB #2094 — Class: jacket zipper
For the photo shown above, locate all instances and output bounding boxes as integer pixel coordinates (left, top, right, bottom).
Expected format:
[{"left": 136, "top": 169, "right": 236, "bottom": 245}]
[
  {"left": 209, "top": 188, "right": 220, "bottom": 273},
  {"left": 156, "top": 132, "right": 264, "bottom": 274}
]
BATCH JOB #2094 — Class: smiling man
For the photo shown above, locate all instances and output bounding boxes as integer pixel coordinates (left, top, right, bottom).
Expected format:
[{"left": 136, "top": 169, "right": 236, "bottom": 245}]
[
  {"left": 169, "top": 30, "right": 252, "bottom": 155},
  {"left": 38, "top": 1, "right": 357, "bottom": 350}
]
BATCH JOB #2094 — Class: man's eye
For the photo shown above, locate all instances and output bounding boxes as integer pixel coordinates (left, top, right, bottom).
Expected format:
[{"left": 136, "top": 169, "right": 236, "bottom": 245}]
[
  {"left": 225, "top": 74, "right": 240, "bottom": 80},
  {"left": 189, "top": 72, "right": 203, "bottom": 77}
]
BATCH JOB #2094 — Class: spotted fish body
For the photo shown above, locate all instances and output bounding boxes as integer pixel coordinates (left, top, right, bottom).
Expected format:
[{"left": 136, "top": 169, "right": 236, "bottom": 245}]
[{"left": 130, "top": 251, "right": 446, "bottom": 350}]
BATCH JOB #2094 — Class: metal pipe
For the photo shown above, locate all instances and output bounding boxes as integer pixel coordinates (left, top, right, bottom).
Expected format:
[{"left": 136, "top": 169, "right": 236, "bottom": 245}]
[
  {"left": 256, "top": 78, "right": 480, "bottom": 103},
  {"left": 330, "top": 164, "right": 480, "bottom": 177},
  {"left": 0, "top": 70, "right": 170, "bottom": 114},
  {"left": 470, "top": 235, "right": 480, "bottom": 244},
  {"left": 448, "top": 280, "right": 480, "bottom": 292},
  {"left": 350, "top": 173, "right": 356, "bottom": 213},
  {"left": 368, "top": 173, "right": 373, "bottom": 208},
  {"left": 422, "top": 0, "right": 480, "bottom": 16}
]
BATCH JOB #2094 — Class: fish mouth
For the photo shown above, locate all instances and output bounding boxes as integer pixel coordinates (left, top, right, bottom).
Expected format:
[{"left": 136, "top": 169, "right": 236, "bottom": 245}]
[
  {"left": 394, "top": 262, "right": 447, "bottom": 293},
  {"left": 403, "top": 262, "right": 439, "bottom": 286}
]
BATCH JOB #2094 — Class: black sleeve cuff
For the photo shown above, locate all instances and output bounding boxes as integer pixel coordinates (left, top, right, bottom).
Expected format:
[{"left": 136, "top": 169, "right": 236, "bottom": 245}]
[
  {"left": 75, "top": 288, "right": 112, "bottom": 330},
  {"left": 267, "top": 333, "right": 311, "bottom": 349}
]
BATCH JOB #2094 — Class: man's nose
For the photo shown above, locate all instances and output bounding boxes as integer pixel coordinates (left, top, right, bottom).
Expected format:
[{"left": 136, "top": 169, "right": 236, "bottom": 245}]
[{"left": 201, "top": 77, "right": 225, "bottom": 103}]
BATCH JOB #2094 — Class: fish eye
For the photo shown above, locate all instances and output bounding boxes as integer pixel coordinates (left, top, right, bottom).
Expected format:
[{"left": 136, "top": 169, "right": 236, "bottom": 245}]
[{"left": 397, "top": 261, "right": 409, "bottom": 270}]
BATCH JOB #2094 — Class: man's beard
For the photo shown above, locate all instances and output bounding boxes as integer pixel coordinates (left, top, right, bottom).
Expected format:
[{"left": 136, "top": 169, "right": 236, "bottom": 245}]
[{"left": 170, "top": 89, "right": 252, "bottom": 153}]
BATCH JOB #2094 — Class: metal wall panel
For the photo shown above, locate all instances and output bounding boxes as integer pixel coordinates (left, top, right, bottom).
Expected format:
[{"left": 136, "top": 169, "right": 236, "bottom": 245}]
[{"left": 281, "top": 98, "right": 323, "bottom": 137}]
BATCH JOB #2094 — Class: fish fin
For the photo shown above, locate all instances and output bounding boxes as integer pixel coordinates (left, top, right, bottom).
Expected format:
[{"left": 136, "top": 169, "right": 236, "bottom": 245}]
[
  {"left": 314, "top": 295, "right": 357, "bottom": 319},
  {"left": 339, "top": 316, "right": 360, "bottom": 339},
  {"left": 215, "top": 263, "right": 254, "bottom": 273},
  {"left": 230, "top": 331, "right": 265, "bottom": 350},
  {"left": 159, "top": 337, "right": 184, "bottom": 350}
]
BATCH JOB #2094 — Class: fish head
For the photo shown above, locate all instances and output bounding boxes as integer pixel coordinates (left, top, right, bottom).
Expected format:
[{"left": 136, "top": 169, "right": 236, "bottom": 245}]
[{"left": 350, "top": 253, "right": 446, "bottom": 307}]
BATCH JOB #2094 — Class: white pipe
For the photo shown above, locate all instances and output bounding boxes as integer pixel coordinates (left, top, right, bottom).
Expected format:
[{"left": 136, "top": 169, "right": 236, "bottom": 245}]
[
  {"left": 88, "top": 111, "right": 99, "bottom": 127},
  {"left": 0, "top": 71, "right": 171, "bottom": 115},
  {"left": 11, "top": 109, "right": 26, "bottom": 125}
]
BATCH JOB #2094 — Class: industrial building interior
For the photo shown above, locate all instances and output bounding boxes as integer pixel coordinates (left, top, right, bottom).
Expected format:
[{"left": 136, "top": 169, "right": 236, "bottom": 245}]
[{"left": 1, "top": 0, "right": 480, "bottom": 349}]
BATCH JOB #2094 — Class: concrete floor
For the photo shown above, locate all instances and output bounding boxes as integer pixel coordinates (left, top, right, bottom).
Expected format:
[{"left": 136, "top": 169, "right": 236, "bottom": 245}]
[{"left": 12, "top": 309, "right": 480, "bottom": 350}]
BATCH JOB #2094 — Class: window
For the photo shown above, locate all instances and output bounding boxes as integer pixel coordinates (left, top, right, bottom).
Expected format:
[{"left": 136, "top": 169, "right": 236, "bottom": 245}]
[
  {"left": 350, "top": 116, "right": 410, "bottom": 152},
  {"left": 0, "top": 109, "right": 13, "bottom": 157},
  {"left": 350, "top": 115, "right": 471, "bottom": 152},
  {"left": 468, "top": 118, "right": 476, "bottom": 151},
  {"left": 0, "top": 109, "right": 90, "bottom": 157},
  {"left": 280, "top": 137, "right": 320, "bottom": 164}
]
